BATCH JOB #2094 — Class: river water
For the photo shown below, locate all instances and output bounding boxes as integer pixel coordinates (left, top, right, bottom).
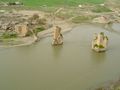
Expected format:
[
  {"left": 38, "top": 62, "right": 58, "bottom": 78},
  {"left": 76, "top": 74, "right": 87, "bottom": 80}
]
[{"left": 0, "top": 24, "right": 120, "bottom": 90}]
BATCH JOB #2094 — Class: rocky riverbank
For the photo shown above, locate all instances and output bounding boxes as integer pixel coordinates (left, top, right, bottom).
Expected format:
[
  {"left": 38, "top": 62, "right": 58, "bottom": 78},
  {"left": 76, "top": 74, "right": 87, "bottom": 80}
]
[{"left": 0, "top": 9, "right": 73, "bottom": 47}]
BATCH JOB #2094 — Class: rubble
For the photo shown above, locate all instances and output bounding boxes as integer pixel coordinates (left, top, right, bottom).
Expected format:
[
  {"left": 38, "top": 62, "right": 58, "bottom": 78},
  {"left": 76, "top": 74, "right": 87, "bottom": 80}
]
[{"left": 0, "top": 11, "right": 49, "bottom": 37}]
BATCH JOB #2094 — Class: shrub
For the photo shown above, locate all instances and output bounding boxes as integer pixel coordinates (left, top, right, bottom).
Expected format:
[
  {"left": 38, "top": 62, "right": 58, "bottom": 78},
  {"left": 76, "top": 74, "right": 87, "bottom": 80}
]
[
  {"left": 1, "top": 32, "right": 17, "bottom": 39},
  {"left": 33, "top": 26, "right": 45, "bottom": 35}
]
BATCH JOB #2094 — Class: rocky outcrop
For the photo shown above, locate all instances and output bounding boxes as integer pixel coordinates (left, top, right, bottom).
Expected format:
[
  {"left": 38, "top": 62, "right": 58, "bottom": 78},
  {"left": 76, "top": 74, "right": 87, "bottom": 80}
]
[
  {"left": 52, "top": 26, "right": 63, "bottom": 45},
  {"left": 92, "top": 32, "right": 108, "bottom": 52}
]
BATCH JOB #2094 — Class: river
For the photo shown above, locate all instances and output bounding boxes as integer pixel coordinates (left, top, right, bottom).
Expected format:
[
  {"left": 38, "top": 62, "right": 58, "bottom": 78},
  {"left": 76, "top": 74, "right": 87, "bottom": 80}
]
[{"left": 0, "top": 24, "right": 120, "bottom": 90}]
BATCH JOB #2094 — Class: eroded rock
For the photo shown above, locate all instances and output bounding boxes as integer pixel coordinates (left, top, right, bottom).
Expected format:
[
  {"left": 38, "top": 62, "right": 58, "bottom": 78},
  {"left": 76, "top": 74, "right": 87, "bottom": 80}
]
[
  {"left": 92, "top": 32, "right": 108, "bottom": 52},
  {"left": 52, "top": 26, "right": 63, "bottom": 45}
]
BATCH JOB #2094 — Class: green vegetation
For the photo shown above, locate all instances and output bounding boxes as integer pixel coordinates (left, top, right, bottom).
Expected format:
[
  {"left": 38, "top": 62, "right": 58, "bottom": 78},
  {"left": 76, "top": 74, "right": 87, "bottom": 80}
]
[
  {"left": 0, "top": 32, "right": 17, "bottom": 39},
  {"left": 0, "top": 0, "right": 105, "bottom": 7},
  {"left": 0, "top": 32, "right": 19, "bottom": 45},
  {"left": 92, "top": 6, "right": 112, "bottom": 13},
  {"left": 72, "top": 15, "right": 95, "bottom": 23},
  {"left": 0, "top": 38, "right": 24, "bottom": 45},
  {"left": 94, "top": 44, "right": 104, "bottom": 48},
  {"left": 26, "top": 26, "right": 45, "bottom": 36},
  {"left": 33, "top": 26, "right": 45, "bottom": 35}
]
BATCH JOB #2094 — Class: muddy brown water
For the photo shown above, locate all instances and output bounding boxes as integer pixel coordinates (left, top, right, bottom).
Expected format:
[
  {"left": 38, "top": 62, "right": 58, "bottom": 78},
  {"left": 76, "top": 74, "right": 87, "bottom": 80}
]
[{"left": 0, "top": 24, "right": 120, "bottom": 90}]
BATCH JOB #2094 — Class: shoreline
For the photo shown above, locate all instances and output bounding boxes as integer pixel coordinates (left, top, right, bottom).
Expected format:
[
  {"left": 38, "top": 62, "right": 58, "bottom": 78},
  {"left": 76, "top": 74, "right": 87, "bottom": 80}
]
[
  {"left": 0, "top": 22, "right": 120, "bottom": 48},
  {"left": 0, "top": 5, "right": 120, "bottom": 48},
  {"left": 0, "top": 21, "right": 74, "bottom": 48}
]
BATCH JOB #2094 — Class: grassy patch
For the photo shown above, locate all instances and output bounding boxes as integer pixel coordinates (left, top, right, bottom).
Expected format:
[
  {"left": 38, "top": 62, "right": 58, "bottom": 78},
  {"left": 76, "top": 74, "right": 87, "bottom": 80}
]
[
  {"left": 72, "top": 15, "right": 95, "bottom": 23},
  {"left": 0, "top": 32, "right": 17, "bottom": 39},
  {"left": 0, "top": 0, "right": 105, "bottom": 7},
  {"left": 0, "top": 38, "right": 24, "bottom": 45},
  {"left": 92, "top": 6, "right": 112, "bottom": 13},
  {"left": 26, "top": 26, "right": 45, "bottom": 36},
  {"left": 32, "top": 26, "right": 45, "bottom": 36},
  {"left": 34, "top": 26, "right": 45, "bottom": 33}
]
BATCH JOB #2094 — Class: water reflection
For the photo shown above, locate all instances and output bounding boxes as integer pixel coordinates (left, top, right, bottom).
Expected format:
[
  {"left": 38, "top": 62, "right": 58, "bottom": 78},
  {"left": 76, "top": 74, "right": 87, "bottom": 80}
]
[
  {"left": 51, "top": 45, "right": 63, "bottom": 59},
  {"left": 90, "top": 50, "right": 106, "bottom": 63},
  {"left": 0, "top": 24, "right": 120, "bottom": 90}
]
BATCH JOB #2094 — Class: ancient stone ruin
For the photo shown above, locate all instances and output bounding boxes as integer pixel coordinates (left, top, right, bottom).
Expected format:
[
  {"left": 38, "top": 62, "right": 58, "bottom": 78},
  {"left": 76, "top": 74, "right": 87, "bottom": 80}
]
[
  {"left": 92, "top": 32, "right": 108, "bottom": 52},
  {"left": 15, "top": 24, "right": 28, "bottom": 37},
  {"left": 0, "top": 11, "right": 50, "bottom": 38},
  {"left": 52, "top": 26, "right": 63, "bottom": 45}
]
